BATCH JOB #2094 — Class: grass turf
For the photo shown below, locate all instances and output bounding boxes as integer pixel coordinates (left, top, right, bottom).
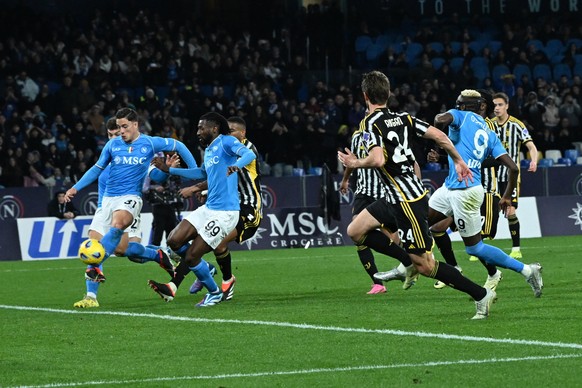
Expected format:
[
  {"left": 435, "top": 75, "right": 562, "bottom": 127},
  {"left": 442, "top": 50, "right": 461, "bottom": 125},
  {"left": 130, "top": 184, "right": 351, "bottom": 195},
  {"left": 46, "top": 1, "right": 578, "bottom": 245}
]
[{"left": 1, "top": 235, "right": 581, "bottom": 387}]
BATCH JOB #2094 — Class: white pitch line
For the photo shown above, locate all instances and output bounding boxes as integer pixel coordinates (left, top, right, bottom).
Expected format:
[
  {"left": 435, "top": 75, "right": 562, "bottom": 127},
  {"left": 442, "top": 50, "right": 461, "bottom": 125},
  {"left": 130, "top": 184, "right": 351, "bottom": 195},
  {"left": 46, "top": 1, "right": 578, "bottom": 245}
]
[
  {"left": 10, "top": 353, "right": 582, "bottom": 388},
  {"left": 2, "top": 304, "right": 582, "bottom": 350}
]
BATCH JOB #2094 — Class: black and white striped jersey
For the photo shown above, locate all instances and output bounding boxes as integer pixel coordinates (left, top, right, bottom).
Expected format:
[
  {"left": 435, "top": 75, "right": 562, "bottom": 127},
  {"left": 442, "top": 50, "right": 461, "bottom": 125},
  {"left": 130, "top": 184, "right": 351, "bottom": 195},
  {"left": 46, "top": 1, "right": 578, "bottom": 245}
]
[
  {"left": 491, "top": 115, "right": 532, "bottom": 183},
  {"left": 238, "top": 138, "right": 262, "bottom": 215},
  {"left": 351, "top": 126, "right": 385, "bottom": 199},
  {"left": 363, "top": 108, "right": 428, "bottom": 203}
]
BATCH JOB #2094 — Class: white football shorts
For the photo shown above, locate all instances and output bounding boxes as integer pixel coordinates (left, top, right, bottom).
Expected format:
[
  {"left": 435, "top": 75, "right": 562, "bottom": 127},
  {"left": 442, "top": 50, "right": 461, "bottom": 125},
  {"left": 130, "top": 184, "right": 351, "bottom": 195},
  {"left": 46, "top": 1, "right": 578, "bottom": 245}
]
[
  {"left": 429, "top": 185, "right": 484, "bottom": 237},
  {"left": 89, "top": 207, "right": 142, "bottom": 239},
  {"left": 185, "top": 205, "right": 239, "bottom": 249}
]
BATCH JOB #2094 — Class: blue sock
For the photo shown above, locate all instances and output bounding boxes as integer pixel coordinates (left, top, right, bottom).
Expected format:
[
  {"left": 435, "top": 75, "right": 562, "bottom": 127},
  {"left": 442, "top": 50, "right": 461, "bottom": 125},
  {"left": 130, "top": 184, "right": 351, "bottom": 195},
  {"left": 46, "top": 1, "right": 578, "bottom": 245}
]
[
  {"left": 176, "top": 243, "right": 190, "bottom": 259},
  {"left": 85, "top": 264, "right": 102, "bottom": 297},
  {"left": 100, "top": 227, "right": 124, "bottom": 260},
  {"left": 465, "top": 241, "right": 525, "bottom": 273},
  {"left": 125, "top": 242, "right": 160, "bottom": 263},
  {"left": 191, "top": 259, "right": 219, "bottom": 293}
]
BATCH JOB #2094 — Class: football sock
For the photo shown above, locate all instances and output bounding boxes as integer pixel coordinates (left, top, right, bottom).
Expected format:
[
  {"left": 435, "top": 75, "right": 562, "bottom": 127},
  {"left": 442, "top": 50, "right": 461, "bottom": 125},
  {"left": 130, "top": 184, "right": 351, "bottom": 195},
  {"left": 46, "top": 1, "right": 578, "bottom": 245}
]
[
  {"left": 171, "top": 260, "right": 191, "bottom": 287},
  {"left": 520, "top": 264, "right": 532, "bottom": 278},
  {"left": 362, "top": 230, "right": 412, "bottom": 266},
  {"left": 430, "top": 261, "right": 486, "bottom": 300},
  {"left": 508, "top": 214, "right": 520, "bottom": 248},
  {"left": 465, "top": 241, "right": 525, "bottom": 273},
  {"left": 356, "top": 246, "right": 382, "bottom": 284},
  {"left": 100, "top": 227, "right": 124, "bottom": 259},
  {"left": 191, "top": 259, "right": 219, "bottom": 293},
  {"left": 175, "top": 243, "right": 190, "bottom": 259},
  {"left": 432, "top": 231, "right": 458, "bottom": 267},
  {"left": 85, "top": 264, "right": 101, "bottom": 297},
  {"left": 480, "top": 259, "right": 498, "bottom": 276},
  {"left": 125, "top": 242, "right": 159, "bottom": 263},
  {"left": 215, "top": 249, "right": 232, "bottom": 281}
]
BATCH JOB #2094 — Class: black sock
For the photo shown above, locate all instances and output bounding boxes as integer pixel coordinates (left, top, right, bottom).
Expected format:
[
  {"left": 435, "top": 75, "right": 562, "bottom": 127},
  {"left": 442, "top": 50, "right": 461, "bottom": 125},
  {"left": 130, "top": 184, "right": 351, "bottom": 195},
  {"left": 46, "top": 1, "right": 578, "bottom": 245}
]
[
  {"left": 430, "top": 261, "right": 486, "bottom": 300},
  {"left": 172, "top": 260, "right": 191, "bottom": 288},
  {"left": 215, "top": 249, "right": 232, "bottom": 281},
  {"left": 357, "top": 246, "right": 382, "bottom": 284},
  {"left": 508, "top": 214, "right": 520, "bottom": 248},
  {"left": 480, "top": 259, "right": 498, "bottom": 276},
  {"left": 432, "top": 231, "right": 458, "bottom": 267},
  {"left": 362, "top": 230, "right": 412, "bottom": 266}
]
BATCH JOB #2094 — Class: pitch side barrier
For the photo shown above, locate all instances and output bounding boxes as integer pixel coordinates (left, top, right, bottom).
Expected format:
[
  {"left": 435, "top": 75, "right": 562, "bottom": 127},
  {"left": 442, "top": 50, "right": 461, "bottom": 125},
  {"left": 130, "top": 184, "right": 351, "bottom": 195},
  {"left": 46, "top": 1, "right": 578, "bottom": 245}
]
[{"left": 1, "top": 168, "right": 582, "bottom": 261}]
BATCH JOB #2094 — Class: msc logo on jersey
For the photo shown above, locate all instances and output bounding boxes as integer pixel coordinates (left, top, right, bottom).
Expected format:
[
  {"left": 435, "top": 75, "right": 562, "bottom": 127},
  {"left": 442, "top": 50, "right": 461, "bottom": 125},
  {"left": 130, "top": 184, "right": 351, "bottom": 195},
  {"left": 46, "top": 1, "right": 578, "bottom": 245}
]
[
  {"left": 114, "top": 156, "right": 147, "bottom": 165},
  {"left": 0, "top": 195, "right": 24, "bottom": 220}
]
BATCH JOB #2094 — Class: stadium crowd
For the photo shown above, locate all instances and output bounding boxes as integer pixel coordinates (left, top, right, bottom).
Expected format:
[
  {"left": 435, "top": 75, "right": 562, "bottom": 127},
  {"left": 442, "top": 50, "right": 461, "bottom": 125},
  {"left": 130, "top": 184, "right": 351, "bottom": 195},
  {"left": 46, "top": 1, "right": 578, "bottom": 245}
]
[{"left": 1, "top": 2, "right": 582, "bottom": 189}]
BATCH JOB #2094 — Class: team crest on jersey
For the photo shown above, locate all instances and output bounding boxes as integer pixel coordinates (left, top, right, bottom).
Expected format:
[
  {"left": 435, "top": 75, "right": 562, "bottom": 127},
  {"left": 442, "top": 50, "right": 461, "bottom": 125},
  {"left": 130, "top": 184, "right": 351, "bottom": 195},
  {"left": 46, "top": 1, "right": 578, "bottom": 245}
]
[
  {"left": 140, "top": 146, "right": 148, "bottom": 154},
  {"left": 212, "top": 146, "right": 218, "bottom": 152},
  {"left": 114, "top": 156, "right": 121, "bottom": 164}
]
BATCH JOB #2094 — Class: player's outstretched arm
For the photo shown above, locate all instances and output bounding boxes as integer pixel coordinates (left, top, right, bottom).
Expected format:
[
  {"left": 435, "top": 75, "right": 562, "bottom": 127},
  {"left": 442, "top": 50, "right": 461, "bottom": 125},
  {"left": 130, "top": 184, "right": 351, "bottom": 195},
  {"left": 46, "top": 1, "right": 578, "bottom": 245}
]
[{"left": 65, "top": 165, "right": 104, "bottom": 202}]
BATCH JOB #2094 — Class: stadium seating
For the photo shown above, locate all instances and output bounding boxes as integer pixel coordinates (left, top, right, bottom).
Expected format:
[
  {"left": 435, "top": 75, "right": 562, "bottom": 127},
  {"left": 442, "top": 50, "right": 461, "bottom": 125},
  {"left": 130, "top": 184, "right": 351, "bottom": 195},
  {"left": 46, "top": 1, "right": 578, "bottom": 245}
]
[
  {"left": 544, "top": 149, "right": 562, "bottom": 163},
  {"left": 513, "top": 64, "right": 532, "bottom": 84},
  {"left": 557, "top": 157, "right": 573, "bottom": 166},
  {"left": 431, "top": 57, "right": 446, "bottom": 71},
  {"left": 449, "top": 57, "right": 465, "bottom": 73},
  {"left": 427, "top": 41, "right": 444, "bottom": 54},
  {"left": 553, "top": 63, "right": 572, "bottom": 82},
  {"left": 405, "top": 42, "right": 424, "bottom": 66},
  {"left": 424, "top": 162, "right": 442, "bottom": 171},
  {"left": 537, "top": 158, "right": 554, "bottom": 168},
  {"left": 532, "top": 64, "right": 552, "bottom": 82},
  {"left": 492, "top": 64, "right": 511, "bottom": 89},
  {"left": 544, "top": 39, "right": 564, "bottom": 58},
  {"left": 355, "top": 35, "right": 373, "bottom": 53},
  {"left": 526, "top": 39, "right": 544, "bottom": 51},
  {"left": 520, "top": 159, "right": 531, "bottom": 169},
  {"left": 449, "top": 41, "right": 462, "bottom": 54},
  {"left": 564, "top": 149, "right": 579, "bottom": 164},
  {"left": 487, "top": 40, "right": 502, "bottom": 56}
]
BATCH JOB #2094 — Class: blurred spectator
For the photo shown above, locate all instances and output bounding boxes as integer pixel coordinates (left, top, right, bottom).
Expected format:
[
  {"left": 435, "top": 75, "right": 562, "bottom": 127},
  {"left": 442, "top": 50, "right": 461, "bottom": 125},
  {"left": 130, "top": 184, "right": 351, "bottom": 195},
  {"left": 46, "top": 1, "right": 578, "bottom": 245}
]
[{"left": 47, "top": 190, "right": 79, "bottom": 219}]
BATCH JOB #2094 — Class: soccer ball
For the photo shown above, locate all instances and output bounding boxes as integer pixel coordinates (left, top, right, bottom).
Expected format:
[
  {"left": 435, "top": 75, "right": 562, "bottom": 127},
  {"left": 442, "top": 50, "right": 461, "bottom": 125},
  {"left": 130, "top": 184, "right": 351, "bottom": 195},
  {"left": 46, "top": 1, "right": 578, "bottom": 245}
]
[{"left": 78, "top": 238, "right": 106, "bottom": 265}]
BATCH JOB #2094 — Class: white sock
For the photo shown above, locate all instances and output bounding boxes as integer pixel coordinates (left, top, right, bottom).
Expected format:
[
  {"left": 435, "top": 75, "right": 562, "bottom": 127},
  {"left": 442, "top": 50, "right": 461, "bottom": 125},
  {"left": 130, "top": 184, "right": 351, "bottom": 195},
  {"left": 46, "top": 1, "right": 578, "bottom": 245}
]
[
  {"left": 512, "top": 247, "right": 521, "bottom": 252},
  {"left": 521, "top": 264, "right": 532, "bottom": 278},
  {"left": 397, "top": 263, "right": 407, "bottom": 273},
  {"left": 87, "top": 292, "right": 97, "bottom": 299}
]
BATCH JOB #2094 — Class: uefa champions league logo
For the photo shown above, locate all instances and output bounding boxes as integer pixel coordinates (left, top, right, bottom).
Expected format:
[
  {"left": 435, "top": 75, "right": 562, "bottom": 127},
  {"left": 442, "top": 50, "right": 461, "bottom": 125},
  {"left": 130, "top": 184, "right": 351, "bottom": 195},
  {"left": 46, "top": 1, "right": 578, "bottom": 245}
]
[{"left": 568, "top": 203, "right": 582, "bottom": 230}]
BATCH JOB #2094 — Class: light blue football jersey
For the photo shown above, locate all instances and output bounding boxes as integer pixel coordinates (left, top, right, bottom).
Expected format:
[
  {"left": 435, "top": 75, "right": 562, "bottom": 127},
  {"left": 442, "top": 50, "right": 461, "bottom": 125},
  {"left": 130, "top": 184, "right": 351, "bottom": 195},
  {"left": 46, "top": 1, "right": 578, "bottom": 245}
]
[
  {"left": 94, "top": 134, "right": 187, "bottom": 197},
  {"left": 444, "top": 109, "right": 508, "bottom": 190},
  {"left": 97, "top": 165, "right": 110, "bottom": 208},
  {"left": 202, "top": 134, "right": 245, "bottom": 211}
]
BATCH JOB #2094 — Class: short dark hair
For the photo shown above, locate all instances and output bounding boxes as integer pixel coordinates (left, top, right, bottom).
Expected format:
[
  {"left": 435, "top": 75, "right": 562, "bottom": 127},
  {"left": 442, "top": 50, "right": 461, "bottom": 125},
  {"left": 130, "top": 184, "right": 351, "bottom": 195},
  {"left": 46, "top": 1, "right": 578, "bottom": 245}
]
[
  {"left": 361, "top": 70, "right": 391, "bottom": 105},
  {"left": 115, "top": 107, "right": 139, "bottom": 122},
  {"left": 493, "top": 92, "right": 509, "bottom": 104},
  {"left": 201, "top": 112, "right": 229, "bottom": 135},
  {"left": 227, "top": 116, "right": 246, "bottom": 128},
  {"left": 106, "top": 117, "right": 118, "bottom": 130}
]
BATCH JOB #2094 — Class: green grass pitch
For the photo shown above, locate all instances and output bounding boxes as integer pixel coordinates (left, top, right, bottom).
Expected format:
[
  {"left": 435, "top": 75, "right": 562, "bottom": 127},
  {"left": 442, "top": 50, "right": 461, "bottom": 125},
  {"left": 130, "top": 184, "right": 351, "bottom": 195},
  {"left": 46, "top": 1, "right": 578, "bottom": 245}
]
[{"left": 1, "top": 235, "right": 581, "bottom": 387}]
